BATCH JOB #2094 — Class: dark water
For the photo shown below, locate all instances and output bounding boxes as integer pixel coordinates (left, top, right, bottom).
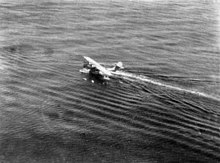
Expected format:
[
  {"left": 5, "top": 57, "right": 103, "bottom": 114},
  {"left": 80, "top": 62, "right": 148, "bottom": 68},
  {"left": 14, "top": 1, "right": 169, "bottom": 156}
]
[{"left": 0, "top": 0, "right": 220, "bottom": 162}]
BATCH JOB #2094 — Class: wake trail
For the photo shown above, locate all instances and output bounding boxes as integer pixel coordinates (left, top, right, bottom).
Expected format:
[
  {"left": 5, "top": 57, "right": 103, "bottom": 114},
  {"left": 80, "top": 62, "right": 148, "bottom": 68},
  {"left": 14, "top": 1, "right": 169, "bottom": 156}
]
[{"left": 112, "top": 71, "right": 219, "bottom": 101}]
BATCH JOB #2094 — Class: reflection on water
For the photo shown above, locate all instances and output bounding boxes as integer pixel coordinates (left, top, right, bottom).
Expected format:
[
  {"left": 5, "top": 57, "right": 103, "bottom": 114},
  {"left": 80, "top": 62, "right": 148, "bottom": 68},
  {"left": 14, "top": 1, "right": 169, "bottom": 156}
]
[{"left": 0, "top": 0, "right": 220, "bottom": 162}]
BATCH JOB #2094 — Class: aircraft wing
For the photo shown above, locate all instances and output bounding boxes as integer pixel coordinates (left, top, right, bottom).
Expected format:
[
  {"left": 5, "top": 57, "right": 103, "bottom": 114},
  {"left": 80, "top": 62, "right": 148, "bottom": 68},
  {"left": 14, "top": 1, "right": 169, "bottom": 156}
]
[{"left": 83, "top": 56, "right": 112, "bottom": 76}]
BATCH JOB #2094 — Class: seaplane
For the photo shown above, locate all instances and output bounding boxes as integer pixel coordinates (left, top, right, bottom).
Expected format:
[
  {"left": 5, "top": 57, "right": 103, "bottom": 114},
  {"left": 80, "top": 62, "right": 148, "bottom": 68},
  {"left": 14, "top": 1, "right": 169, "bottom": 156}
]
[{"left": 80, "top": 56, "right": 124, "bottom": 81}]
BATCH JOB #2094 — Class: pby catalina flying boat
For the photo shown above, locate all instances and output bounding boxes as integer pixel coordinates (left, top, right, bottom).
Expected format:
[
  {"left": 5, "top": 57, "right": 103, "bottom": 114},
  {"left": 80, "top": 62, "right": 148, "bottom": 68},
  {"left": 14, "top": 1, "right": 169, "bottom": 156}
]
[{"left": 80, "top": 56, "right": 124, "bottom": 80}]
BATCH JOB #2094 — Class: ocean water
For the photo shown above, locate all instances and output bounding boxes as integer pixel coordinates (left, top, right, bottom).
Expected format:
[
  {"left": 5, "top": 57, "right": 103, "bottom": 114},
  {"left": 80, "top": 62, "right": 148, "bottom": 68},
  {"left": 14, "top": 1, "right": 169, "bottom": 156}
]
[{"left": 0, "top": 0, "right": 220, "bottom": 162}]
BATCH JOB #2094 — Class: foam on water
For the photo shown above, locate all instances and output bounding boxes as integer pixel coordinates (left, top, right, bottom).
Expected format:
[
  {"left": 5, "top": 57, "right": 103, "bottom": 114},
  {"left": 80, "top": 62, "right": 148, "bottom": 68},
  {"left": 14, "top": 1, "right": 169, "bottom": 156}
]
[{"left": 112, "top": 71, "right": 219, "bottom": 100}]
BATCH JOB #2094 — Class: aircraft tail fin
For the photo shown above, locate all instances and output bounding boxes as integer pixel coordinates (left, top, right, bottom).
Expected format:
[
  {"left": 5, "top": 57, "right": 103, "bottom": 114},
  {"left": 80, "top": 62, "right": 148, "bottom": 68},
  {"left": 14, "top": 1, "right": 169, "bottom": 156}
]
[{"left": 113, "top": 62, "right": 124, "bottom": 71}]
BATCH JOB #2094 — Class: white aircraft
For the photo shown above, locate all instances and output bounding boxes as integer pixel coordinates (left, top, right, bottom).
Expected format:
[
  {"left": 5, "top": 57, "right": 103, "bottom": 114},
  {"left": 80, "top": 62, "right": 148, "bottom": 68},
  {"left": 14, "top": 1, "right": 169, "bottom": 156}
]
[{"left": 80, "top": 56, "right": 124, "bottom": 80}]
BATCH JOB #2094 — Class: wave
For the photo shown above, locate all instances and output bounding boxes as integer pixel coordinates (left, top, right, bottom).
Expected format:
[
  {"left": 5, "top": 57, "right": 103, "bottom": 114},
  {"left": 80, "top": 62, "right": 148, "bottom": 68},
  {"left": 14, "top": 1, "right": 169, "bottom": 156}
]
[{"left": 112, "top": 70, "right": 220, "bottom": 101}]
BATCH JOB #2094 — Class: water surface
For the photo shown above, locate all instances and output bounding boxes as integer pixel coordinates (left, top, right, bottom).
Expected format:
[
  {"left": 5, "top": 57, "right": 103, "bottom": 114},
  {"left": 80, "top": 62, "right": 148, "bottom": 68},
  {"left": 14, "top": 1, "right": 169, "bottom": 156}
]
[{"left": 0, "top": 0, "right": 220, "bottom": 162}]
